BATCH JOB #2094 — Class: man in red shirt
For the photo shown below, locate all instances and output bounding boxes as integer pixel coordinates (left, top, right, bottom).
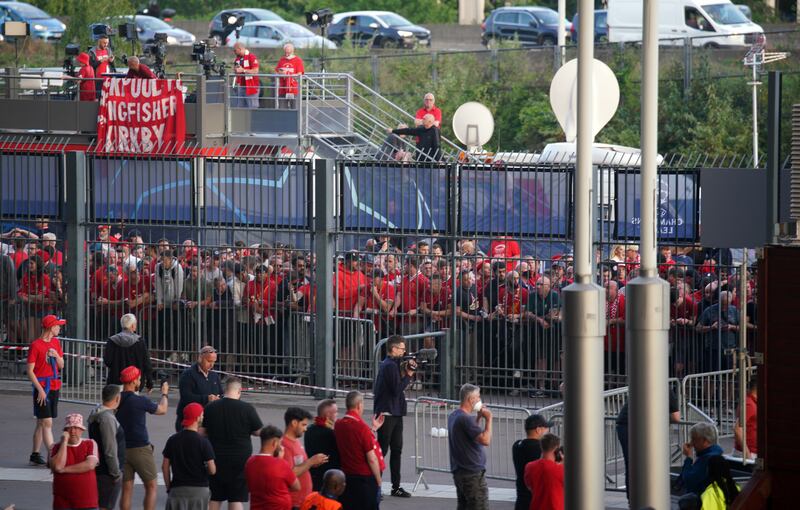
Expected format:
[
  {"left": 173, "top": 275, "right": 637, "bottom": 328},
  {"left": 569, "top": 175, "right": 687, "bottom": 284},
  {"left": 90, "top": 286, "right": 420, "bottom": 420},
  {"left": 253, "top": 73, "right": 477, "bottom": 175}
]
[
  {"left": 734, "top": 378, "right": 758, "bottom": 459},
  {"left": 335, "top": 251, "right": 367, "bottom": 316},
  {"left": 524, "top": 433, "right": 564, "bottom": 510},
  {"left": 246, "top": 425, "right": 300, "bottom": 510},
  {"left": 364, "top": 269, "right": 395, "bottom": 338},
  {"left": 414, "top": 92, "right": 442, "bottom": 128},
  {"left": 604, "top": 280, "right": 626, "bottom": 379},
  {"left": 490, "top": 237, "right": 522, "bottom": 272},
  {"left": 334, "top": 391, "right": 385, "bottom": 510},
  {"left": 50, "top": 413, "right": 100, "bottom": 510},
  {"left": 89, "top": 34, "right": 115, "bottom": 96},
  {"left": 389, "top": 256, "right": 429, "bottom": 336},
  {"left": 125, "top": 57, "right": 157, "bottom": 79},
  {"left": 233, "top": 42, "right": 260, "bottom": 108},
  {"left": 281, "top": 407, "right": 329, "bottom": 508},
  {"left": 26, "top": 314, "right": 66, "bottom": 466},
  {"left": 275, "top": 42, "right": 304, "bottom": 109}
]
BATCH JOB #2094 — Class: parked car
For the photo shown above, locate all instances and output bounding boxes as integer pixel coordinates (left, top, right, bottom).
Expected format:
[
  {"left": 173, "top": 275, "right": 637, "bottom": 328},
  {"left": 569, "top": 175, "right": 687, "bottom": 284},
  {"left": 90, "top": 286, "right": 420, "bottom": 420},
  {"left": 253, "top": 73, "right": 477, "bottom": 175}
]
[
  {"left": 111, "top": 15, "right": 195, "bottom": 45},
  {"left": 570, "top": 9, "right": 608, "bottom": 43},
  {"left": 607, "top": 0, "right": 764, "bottom": 47},
  {"left": 225, "top": 21, "right": 336, "bottom": 50},
  {"left": 0, "top": 1, "right": 64, "bottom": 41},
  {"left": 209, "top": 8, "right": 283, "bottom": 45},
  {"left": 482, "top": 6, "right": 571, "bottom": 47},
  {"left": 328, "top": 10, "right": 430, "bottom": 48}
]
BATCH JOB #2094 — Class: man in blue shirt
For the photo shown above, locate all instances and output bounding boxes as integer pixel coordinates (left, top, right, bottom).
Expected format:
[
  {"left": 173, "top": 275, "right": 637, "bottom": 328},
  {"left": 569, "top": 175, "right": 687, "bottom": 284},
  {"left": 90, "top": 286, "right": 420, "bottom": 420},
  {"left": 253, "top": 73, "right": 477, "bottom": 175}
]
[
  {"left": 448, "top": 383, "right": 493, "bottom": 510},
  {"left": 373, "top": 335, "right": 416, "bottom": 498},
  {"left": 116, "top": 365, "right": 169, "bottom": 510},
  {"left": 176, "top": 345, "right": 223, "bottom": 431}
]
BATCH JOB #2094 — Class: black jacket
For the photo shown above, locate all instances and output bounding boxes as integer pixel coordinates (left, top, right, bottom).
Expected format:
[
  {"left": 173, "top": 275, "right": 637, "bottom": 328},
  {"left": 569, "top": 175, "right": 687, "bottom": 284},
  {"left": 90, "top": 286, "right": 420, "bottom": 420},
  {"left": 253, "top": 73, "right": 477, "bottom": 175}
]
[
  {"left": 392, "top": 125, "right": 441, "bottom": 161},
  {"left": 304, "top": 423, "right": 341, "bottom": 491},
  {"left": 105, "top": 330, "right": 153, "bottom": 390},
  {"left": 373, "top": 357, "right": 411, "bottom": 417},
  {"left": 176, "top": 363, "right": 223, "bottom": 429}
]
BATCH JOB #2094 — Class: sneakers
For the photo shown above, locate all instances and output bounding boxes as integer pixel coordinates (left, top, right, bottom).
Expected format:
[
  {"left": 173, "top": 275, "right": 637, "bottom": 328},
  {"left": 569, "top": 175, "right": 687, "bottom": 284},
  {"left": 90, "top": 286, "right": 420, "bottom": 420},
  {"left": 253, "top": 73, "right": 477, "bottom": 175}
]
[
  {"left": 391, "top": 487, "right": 412, "bottom": 498},
  {"left": 29, "top": 452, "right": 46, "bottom": 466}
]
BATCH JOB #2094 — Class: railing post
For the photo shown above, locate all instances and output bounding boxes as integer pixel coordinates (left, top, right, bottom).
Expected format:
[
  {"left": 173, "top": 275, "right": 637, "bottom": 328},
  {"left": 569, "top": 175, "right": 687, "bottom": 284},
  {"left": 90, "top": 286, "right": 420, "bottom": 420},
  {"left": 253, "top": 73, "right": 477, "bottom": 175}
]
[
  {"left": 371, "top": 55, "right": 380, "bottom": 92},
  {"left": 313, "top": 158, "right": 336, "bottom": 397},
  {"left": 683, "top": 39, "right": 693, "bottom": 95},
  {"left": 431, "top": 51, "right": 438, "bottom": 87},
  {"left": 442, "top": 161, "right": 460, "bottom": 400},
  {"left": 196, "top": 76, "right": 206, "bottom": 145},
  {"left": 64, "top": 151, "right": 87, "bottom": 340}
]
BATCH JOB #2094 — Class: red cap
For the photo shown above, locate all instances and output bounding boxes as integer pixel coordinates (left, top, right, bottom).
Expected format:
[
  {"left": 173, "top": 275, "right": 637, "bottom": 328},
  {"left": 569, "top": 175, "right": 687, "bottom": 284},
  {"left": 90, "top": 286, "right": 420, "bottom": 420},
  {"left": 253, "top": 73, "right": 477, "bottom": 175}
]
[
  {"left": 98, "top": 225, "right": 111, "bottom": 230},
  {"left": 181, "top": 402, "right": 204, "bottom": 427},
  {"left": 76, "top": 52, "right": 90, "bottom": 66},
  {"left": 120, "top": 365, "right": 141, "bottom": 384},
  {"left": 42, "top": 315, "right": 66, "bottom": 329}
]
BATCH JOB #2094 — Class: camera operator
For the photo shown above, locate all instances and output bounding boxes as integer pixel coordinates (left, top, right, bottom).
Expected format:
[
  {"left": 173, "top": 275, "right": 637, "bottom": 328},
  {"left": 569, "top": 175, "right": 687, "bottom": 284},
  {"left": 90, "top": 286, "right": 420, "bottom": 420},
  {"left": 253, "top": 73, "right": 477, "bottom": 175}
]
[
  {"left": 373, "top": 334, "right": 414, "bottom": 498},
  {"left": 126, "top": 56, "right": 157, "bottom": 79},
  {"left": 89, "top": 34, "right": 115, "bottom": 95}
]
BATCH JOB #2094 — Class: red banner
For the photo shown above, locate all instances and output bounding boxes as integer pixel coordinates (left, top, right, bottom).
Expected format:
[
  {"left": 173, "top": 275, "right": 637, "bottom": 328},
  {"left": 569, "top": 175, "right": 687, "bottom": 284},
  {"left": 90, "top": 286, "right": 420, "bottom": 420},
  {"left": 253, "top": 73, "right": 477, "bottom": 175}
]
[{"left": 96, "top": 78, "right": 185, "bottom": 153}]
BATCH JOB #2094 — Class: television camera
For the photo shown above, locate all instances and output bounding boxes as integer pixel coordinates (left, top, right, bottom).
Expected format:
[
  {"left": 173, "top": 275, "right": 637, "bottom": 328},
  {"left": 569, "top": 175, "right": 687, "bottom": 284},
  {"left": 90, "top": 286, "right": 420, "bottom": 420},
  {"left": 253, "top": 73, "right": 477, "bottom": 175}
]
[
  {"left": 401, "top": 348, "right": 438, "bottom": 372},
  {"left": 192, "top": 39, "right": 226, "bottom": 78},
  {"left": 141, "top": 32, "right": 168, "bottom": 78}
]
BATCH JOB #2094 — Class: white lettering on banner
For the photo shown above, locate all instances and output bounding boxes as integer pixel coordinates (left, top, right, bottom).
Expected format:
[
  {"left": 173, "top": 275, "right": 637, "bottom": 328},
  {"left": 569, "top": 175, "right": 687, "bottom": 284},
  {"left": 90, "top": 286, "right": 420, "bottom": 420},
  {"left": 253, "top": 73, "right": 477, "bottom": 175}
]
[{"left": 96, "top": 77, "right": 185, "bottom": 153}]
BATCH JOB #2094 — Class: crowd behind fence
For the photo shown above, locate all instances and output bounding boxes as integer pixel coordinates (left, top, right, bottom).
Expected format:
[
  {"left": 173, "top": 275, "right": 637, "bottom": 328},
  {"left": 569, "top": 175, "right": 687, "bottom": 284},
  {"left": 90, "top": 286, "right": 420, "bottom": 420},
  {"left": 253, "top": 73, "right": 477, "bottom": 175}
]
[{"left": 0, "top": 147, "right": 759, "bottom": 410}]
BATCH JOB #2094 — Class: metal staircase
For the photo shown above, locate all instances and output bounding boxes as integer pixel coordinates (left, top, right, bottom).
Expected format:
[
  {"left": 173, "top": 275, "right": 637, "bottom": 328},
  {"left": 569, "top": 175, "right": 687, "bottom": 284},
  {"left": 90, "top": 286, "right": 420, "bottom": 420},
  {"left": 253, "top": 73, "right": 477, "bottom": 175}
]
[{"left": 300, "top": 73, "right": 463, "bottom": 161}]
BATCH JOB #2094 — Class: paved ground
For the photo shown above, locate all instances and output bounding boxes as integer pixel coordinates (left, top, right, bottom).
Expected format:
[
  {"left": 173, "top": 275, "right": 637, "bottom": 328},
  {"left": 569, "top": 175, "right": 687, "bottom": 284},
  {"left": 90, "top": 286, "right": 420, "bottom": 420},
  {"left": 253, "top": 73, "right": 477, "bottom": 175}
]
[{"left": 0, "top": 387, "right": 631, "bottom": 509}]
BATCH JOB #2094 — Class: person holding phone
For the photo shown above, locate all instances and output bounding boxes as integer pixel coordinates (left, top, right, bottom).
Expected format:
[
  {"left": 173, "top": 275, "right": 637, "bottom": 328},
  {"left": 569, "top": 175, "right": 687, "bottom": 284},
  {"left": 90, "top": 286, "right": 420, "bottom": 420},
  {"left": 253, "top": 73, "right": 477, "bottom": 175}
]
[
  {"left": 245, "top": 425, "right": 301, "bottom": 510},
  {"left": 447, "top": 384, "right": 493, "bottom": 510}
]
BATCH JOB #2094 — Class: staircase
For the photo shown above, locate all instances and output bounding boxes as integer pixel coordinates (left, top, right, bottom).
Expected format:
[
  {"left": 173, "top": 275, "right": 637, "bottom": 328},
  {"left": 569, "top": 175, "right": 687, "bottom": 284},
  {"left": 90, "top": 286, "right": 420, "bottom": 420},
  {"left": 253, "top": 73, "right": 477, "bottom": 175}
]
[{"left": 300, "top": 73, "right": 463, "bottom": 161}]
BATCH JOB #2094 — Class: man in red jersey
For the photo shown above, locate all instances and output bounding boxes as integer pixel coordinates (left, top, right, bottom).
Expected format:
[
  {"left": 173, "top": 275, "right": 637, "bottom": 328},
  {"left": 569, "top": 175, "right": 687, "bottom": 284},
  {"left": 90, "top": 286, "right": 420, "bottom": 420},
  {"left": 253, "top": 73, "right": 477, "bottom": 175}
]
[
  {"left": 51, "top": 413, "right": 100, "bottom": 510},
  {"left": 524, "top": 434, "right": 564, "bottom": 510},
  {"left": 414, "top": 92, "right": 441, "bottom": 128},
  {"left": 26, "top": 314, "right": 65, "bottom": 466},
  {"left": 275, "top": 42, "right": 304, "bottom": 109},
  {"left": 246, "top": 425, "right": 300, "bottom": 510},
  {"left": 232, "top": 42, "right": 260, "bottom": 108}
]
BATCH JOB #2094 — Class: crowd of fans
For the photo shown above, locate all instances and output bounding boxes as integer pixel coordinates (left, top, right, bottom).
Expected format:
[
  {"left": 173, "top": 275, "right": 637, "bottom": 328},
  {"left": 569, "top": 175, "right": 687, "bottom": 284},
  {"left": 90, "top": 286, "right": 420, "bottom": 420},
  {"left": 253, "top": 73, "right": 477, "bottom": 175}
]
[
  {"left": 1, "top": 221, "right": 757, "bottom": 394},
  {"left": 25, "top": 314, "right": 388, "bottom": 510}
]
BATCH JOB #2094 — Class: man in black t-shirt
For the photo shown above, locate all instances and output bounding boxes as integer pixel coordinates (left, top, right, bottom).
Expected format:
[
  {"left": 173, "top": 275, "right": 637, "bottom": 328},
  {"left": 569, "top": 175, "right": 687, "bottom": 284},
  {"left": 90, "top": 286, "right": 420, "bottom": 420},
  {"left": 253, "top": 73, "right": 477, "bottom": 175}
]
[
  {"left": 162, "top": 403, "right": 216, "bottom": 508},
  {"left": 616, "top": 390, "right": 681, "bottom": 501},
  {"left": 305, "top": 399, "right": 341, "bottom": 492},
  {"left": 511, "top": 414, "right": 553, "bottom": 510},
  {"left": 201, "top": 376, "right": 263, "bottom": 509},
  {"left": 455, "top": 271, "right": 485, "bottom": 384}
]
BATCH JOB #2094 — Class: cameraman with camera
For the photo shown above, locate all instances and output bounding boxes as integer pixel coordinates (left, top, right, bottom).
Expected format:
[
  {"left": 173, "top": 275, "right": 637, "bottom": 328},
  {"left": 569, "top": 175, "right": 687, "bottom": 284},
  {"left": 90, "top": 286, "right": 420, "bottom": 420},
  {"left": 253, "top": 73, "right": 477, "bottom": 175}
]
[{"left": 373, "top": 335, "right": 415, "bottom": 498}]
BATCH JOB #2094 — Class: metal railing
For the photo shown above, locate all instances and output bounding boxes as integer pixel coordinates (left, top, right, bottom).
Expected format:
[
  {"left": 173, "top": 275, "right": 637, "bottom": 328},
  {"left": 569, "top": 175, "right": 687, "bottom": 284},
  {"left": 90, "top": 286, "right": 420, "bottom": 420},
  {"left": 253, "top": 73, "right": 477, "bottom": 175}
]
[
  {"left": 412, "top": 396, "right": 531, "bottom": 490},
  {"left": 681, "top": 366, "right": 756, "bottom": 438}
]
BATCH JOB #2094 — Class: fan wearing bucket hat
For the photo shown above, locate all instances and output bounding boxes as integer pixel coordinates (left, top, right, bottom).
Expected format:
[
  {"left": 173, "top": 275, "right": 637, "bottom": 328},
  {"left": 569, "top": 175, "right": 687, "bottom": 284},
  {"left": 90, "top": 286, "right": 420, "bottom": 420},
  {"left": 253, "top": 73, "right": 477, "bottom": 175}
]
[
  {"left": 162, "top": 403, "right": 216, "bottom": 508},
  {"left": 116, "top": 366, "right": 169, "bottom": 510},
  {"left": 50, "top": 413, "right": 100, "bottom": 510},
  {"left": 26, "top": 314, "right": 66, "bottom": 466}
]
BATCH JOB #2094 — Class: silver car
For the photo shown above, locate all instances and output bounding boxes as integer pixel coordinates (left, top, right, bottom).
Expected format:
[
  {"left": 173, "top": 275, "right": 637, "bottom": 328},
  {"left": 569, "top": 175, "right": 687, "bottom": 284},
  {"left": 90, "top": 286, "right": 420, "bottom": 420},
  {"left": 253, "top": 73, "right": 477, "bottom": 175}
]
[{"left": 225, "top": 21, "right": 336, "bottom": 49}]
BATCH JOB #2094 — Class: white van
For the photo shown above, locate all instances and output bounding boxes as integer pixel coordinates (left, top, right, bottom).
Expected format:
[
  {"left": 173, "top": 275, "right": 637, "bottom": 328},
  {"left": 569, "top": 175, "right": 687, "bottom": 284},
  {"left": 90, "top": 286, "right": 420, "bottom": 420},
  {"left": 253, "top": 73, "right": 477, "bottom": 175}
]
[{"left": 607, "top": 0, "right": 764, "bottom": 47}]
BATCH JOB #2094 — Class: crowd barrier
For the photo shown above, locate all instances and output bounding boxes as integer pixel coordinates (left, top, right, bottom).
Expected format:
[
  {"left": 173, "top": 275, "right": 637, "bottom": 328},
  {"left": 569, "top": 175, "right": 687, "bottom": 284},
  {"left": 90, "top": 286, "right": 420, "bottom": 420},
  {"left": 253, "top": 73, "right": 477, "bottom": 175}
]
[{"left": 412, "top": 397, "right": 531, "bottom": 490}]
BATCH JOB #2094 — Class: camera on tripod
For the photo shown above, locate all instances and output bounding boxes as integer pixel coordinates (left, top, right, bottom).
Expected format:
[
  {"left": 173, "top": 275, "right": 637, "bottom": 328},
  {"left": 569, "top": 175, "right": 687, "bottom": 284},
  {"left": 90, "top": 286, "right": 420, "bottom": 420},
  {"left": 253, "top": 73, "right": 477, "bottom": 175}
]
[
  {"left": 401, "top": 348, "right": 438, "bottom": 371},
  {"left": 62, "top": 43, "right": 80, "bottom": 76},
  {"left": 141, "top": 32, "right": 167, "bottom": 77},
  {"left": 191, "top": 39, "right": 226, "bottom": 78}
]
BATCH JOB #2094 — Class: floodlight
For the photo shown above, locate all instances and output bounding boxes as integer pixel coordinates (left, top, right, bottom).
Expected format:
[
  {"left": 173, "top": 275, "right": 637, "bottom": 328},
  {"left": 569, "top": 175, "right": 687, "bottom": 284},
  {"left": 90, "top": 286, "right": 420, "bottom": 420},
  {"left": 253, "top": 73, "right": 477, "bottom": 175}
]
[{"left": 2, "top": 21, "right": 30, "bottom": 38}]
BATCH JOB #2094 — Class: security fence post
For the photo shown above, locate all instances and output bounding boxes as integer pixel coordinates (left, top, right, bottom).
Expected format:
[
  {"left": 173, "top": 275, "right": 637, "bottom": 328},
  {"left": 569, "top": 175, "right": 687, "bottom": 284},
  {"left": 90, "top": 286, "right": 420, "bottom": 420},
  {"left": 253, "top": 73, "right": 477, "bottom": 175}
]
[
  {"left": 313, "top": 158, "right": 336, "bottom": 397},
  {"left": 64, "top": 151, "right": 87, "bottom": 340},
  {"left": 441, "top": 161, "right": 459, "bottom": 401}
]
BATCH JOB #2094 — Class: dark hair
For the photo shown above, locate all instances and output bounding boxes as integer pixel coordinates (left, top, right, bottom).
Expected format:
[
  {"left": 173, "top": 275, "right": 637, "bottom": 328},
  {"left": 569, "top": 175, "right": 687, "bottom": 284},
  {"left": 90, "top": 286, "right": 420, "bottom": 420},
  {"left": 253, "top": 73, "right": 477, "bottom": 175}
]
[
  {"left": 316, "top": 399, "right": 337, "bottom": 417},
  {"left": 101, "top": 384, "right": 121, "bottom": 403},
  {"left": 706, "top": 455, "right": 739, "bottom": 504},
  {"left": 386, "top": 335, "right": 405, "bottom": 350},
  {"left": 430, "top": 273, "right": 442, "bottom": 281},
  {"left": 259, "top": 425, "right": 283, "bottom": 444},
  {"left": 406, "top": 256, "right": 420, "bottom": 269},
  {"left": 417, "top": 240, "right": 429, "bottom": 249},
  {"left": 284, "top": 406, "right": 313, "bottom": 426},
  {"left": 748, "top": 378, "right": 757, "bottom": 392},
  {"left": 541, "top": 433, "right": 561, "bottom": 453}
]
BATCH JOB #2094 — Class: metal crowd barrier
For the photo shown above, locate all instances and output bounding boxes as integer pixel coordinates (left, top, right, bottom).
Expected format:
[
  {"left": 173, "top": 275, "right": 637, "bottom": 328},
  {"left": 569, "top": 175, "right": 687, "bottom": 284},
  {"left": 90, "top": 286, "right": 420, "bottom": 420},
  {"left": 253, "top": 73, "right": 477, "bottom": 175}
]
[
  {"left": 58, "top": 337, "right": 106, "bottom": 405},
  {"left": 681, "top": 366, "right": 756, "bottom": 438},
  {"left": 412, "top": 396, "right": 531, "bottom": 491},
  {"left": 334, "top": 314, "right": 377, "bottom": 387}
]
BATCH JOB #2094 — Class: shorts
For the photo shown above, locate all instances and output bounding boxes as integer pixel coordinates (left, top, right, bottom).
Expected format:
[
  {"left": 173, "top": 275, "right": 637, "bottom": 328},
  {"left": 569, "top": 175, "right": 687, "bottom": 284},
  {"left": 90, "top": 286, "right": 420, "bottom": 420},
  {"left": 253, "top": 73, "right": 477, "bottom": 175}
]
[
  {"left": 97, "top": 473, "right": 122, "bottom": 509},
  {"left": 33, "top": 388, "right": 59, "bottom": 419},
  {"left": 124, "top": 444, "right": 158, "bottom": 483},
  {"left": 209, "top": 456, "right": 249, "bottom": 502}
]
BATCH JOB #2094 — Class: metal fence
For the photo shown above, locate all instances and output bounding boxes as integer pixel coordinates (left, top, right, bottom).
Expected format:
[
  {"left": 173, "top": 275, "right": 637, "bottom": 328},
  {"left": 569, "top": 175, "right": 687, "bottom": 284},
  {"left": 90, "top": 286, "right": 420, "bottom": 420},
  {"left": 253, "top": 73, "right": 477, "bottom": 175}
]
[
  {"left": 0, "top": 143, "right": 763, "bottom": 411},
  {"left": 412, "top": 396, "right": 531, "bottom": 489}
]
